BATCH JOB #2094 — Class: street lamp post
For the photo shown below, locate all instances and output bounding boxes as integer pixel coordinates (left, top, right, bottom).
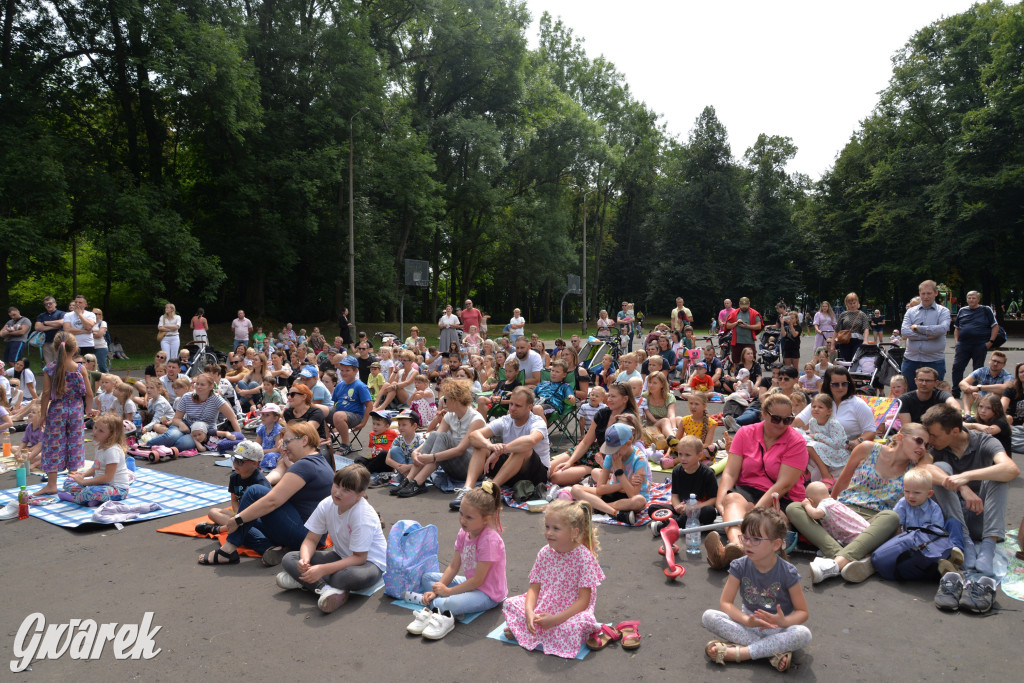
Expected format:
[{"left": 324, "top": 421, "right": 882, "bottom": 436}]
[
  {"left": 349, "top": 107, "right": 368, "bottom": 336},
  {"left": 582, "top": 189, "right": 595, "bottom": 336}
]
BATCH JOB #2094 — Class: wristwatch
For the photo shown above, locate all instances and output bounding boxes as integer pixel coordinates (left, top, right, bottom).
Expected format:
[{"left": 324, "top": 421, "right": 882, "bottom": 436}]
[
  {"left": 614, "top": 469, "right": 625, "bottom": 477},
  {"left": 233, "top": 514, "right": 244, "bottom": 527}
]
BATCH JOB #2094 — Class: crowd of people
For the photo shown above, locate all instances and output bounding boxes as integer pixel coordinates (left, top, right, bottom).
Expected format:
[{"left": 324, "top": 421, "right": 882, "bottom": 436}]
[{"left": 5, "top": 280, "right": 1022, "bottom": 670}]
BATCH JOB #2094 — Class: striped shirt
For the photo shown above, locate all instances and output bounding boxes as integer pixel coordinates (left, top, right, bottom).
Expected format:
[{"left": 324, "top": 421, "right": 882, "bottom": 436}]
[{"left": 174, "top": 392, "right": 227, "bottom": 427}]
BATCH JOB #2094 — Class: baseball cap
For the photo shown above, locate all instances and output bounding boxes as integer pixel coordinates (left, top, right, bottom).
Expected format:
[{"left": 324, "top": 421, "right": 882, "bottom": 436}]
[
  {"left": 189, "top": 421, "right": 209, "bottom": 436},
  {"left": 299, "top": 365, "right": 319, "bottom": 378},
  {"left": 695, "top": 361, "right": 707, "bottom": 369},
  {"left": 600, "top": 423, "right": 634, "bottom": 454},
  {"left": 260, "top": 402, "right": 283, "bottom": 415},
  {"left": 394, "top": 409, "right": 419, "bottom": 426},
  {"left": 232, "top": 440, "right": 263, "bottom": 463},
  {"left": 339, "top": 356, "right": 358, "bottom": 367},
  {"left": 370, "top": 361, "right": 381, "bottom": 369},
  {"left": 369, "top": 410, "right": 390, "bottom": 422}
]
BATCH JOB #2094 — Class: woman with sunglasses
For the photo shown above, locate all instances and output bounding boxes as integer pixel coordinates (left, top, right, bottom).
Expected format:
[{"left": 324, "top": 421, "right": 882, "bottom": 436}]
[
  {"left": 792, "top": 367, "right": 875, "bottom": 452},
  {"left": 283, "top": 383, "right": 328, "bottom": 441},
  {"left": 785, "top": 422, "right": 930, "bottom": 583},
  {"left": 145, "top": 351, "right": 169, "bottom": 380},
  {"left": 706, "top": 394, "right": 808, "bottom": 569},
  {"left": 199, "top": 420, "right": 334, "bottom": 566}
]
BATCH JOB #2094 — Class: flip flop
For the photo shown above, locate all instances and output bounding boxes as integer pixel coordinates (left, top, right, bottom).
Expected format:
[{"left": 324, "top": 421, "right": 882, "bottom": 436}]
[
  {"left": 585, "top": 624, "right": 621, "bottom": 650},
  {"left": 615, "top": 620, "right": 641, "bottom": 649},
  {"left": 198, "top": 548, "right": 239, "bottom": 565}
]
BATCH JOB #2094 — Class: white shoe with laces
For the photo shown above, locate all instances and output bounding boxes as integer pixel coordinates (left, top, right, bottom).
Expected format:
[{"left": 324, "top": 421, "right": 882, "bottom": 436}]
[
  {"left": 421, "top": 609, "right": 456, "bottom": 640},
  {"left": 809, "top": 557, "right": 840, "bottom": 584},
  {"left": 315, "top": 585, "right": 350, "bottom": 614}
]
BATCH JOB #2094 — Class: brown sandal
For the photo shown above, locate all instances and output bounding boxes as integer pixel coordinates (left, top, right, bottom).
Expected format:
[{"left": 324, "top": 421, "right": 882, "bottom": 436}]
[
  {"left": 770, "top": 651, "right": 792, "bottom": 672},
  {"left": 705, "top": 640, "right": 740, "bottom": 665}
]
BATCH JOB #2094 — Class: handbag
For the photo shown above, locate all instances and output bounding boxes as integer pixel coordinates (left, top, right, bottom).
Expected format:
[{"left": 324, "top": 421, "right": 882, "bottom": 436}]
[
  {"left": 835, "top": 329, "right": 852, "bottom": 345},
  {"left": 157, "top": 330, "right": 167, "bottom": 342}
]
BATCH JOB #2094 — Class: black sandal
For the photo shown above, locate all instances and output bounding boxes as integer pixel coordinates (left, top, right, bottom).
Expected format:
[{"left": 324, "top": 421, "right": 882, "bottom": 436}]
[
  {"left": 195, "top": 522, "right": 222, "bottom": 536},
  {"left": 198, "top": 548, "right": 239, "bottom": 565}
]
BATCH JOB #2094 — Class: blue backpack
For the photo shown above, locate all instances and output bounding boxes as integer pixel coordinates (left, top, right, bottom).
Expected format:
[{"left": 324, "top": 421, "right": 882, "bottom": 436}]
[
  {"left": 383, "top": 520, "right": 440, "bottom": 598},
  {"left": 871, "top": 524, "right": 960, "bottom": 582}
]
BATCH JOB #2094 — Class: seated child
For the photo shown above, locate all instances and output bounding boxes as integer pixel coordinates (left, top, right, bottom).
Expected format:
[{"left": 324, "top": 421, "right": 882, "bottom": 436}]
[
  {"left": 408, "top": 373, "right": 437, "bottom": 427},
  {"left": 614, "top": 352, "right": 641, "bottom": 384},
  {"left": 143, "top": 379, "right": 174, "bottom": 434},
  {"left": 195, "top": 441, "right": 270, "bottom": 535},
  {"left": 702, "top": 507, "right": 811, "bottom": 672},
  {"left": 366, "top": 361, "right": 386, "bottom": 398},
  {"left": 799, "top": 481, "right": 869, "bottom": 546},
  {"left": 14, "top": 402, "right": 43, "bottom": 470},
  {"left": 354, "top": 410, "right": 398, "bottom": 474},
  {"left": 404, "top": 484, "right": 506, "bottom": 640},
  {"left": 734, "top": 368, "right": 755, "bottom": 401},
  {"left": 502, "top": 499, "right": 607, "bottom": 658},
  {"left": 676, "top": 392, "right": 719, "bottom": 462},
  {"left": 577, "top": 386, "right": 605, "bottom": 437},
  {"left": 476, "top": 357, "right": 521, "bottom": 415},
  {"left": 386, "top": 409, "right": 425, "bottom": 490},
  {"left": 531, "top": 360, "right": 575, "bottom": 419},
  {"left": 798, "top": 363, "right": 822, "bottom": 395},
  {"left": 650, "top": 435, "right": 718, "bottom": 532},
  {"left": 570, "top": 418, "right": 649, "bottom": 526},
  {"left": 894, "top": 467, "right": 945, "bottom": 531},
  {"left": 109, "top": 338, "right": 129, "bottom": 360},
  {"left": 275, "top": 464, "right": 388, "bottom": 614},
  {"left": 59, "top": 414, "right": 132, "bottom": 506},
  {"left": 254, "top": 403, "right": 285, "bottom": 467},
  {"left": 689, "top": 362, "right": 714, "bottom": 393},
  {"left": 801, "top": 394, "right": 848, "bottom": 481}
]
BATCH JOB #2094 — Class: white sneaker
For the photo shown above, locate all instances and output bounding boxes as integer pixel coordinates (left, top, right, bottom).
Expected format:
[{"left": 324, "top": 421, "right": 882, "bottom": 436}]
[
  {"left": 276, "top": 571, "right": 303, "bottom": 590},
  {"left": 809, "top": 557, "right": 840, "bottom": 584},
  {"left": 315, "top": 585, "right": 350, "bottom": 614},
  {"left": 406, "top": 607, "right": 435, "bottom": 635},
  {"left": 421, "top": 609, "right": 456, "bottom": 640},
  {"left": 402, "top": 590, "right": 426, "bottom": 605}
]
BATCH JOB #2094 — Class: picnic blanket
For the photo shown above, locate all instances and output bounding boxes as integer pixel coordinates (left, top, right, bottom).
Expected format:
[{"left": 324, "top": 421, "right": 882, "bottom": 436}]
[
  {"left": 501, "top": 482, "right": 671, "bottom": 526},
  {"left": 486, "top": 621, "right": 596, "bottom": 660},
  {"left": 157, "top": 514, "right": 335, "bottom": 558},
  {"left": 997, "top": 529, "right": 1024, "bottom": 602},
  {"left": 0, "top": 466, "right": 229, "bottom": 528}
]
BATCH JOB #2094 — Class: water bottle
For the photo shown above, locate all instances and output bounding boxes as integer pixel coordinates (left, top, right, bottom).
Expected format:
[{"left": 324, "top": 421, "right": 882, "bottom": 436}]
[
  {"left": 685, "top": 494, "right": 701, "bottom": 556},
  {"left": 133, "top": 412, "right": 143, "bottom": 431},
  {"left": 18, "top": 486, "right": 29, "bottom": 520}
]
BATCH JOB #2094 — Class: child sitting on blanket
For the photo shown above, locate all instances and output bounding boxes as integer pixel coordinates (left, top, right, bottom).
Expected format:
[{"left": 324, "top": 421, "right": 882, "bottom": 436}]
[
  {"left": 404, "top": 483, "right": 507, "bottom": 640},
  {"left": 569, "top": 417, "right": 649, "bottom": 526},
  {"left": 59, "top": 413, "right": 132, "bottom": 506},
  {"left": 649, "top": 435, "right": 719, "bottom": 533},
  {"left": 255, "top": 403, "right": 285, "bottom": 468},
  {"left": 275, "top": 464, "right": 388, "bottom": 614},
  {"left": 195, "top": 441, "right": 269, "bottom": 536},
  {"left": 14, "top": 402, "right": 44, "bottom": 470}
]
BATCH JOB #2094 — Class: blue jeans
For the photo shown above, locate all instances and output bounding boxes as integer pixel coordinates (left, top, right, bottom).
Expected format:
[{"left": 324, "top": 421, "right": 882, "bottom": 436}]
[
  {"left": 735, "top": 406, "right": 761, "bottom": 426},
  {"left": 236, "top": 380, "right": 258, "bottom": 411},
  {"left": 418, "top": 572, "right": 500, "bottom": 616},
  {"left": 951, "top": 341, "right": 987, "bottom": 398},
  {"left": 148, "top": 427, "right": 196, "bottom": 451},
  {"left": 95, "top": 347, "right": 109, "bottom": 373},
  {"left": 930, "top": 461, "right": 1008, "bottom": 542},
  {"left": 900, "top": 358, "right": 947, "bottom": 392},
  {"left": 225, "top": 484, "right": 310, "bottom": 555}
]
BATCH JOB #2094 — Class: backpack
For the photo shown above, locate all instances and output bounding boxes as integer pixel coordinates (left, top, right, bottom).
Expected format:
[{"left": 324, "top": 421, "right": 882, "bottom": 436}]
[
  {"left": 27, "top": 330, "right": 46, "bottom": 349},
  {"left": 383, "top": 520, "right": 440, "bottom": 598},
  {"left": 871, "top": 525, "right": 959, "bottom": 582}
]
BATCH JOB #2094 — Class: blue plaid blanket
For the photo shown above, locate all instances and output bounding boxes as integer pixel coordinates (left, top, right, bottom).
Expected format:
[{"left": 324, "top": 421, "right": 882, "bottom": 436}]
[{"left": 0, "top": 466, "right": 229, "bottom": 528}]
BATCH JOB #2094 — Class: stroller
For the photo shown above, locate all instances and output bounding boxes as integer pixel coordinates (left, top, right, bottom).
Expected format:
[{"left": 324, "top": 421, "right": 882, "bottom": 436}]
[
  {"left": 836, "top": 343, "right": 904, "bottom": 395},
  {"left": 181, "top": 341, "right": 225, "bottom": 377},
  {"left": 758, "top": 327, "right": 781, "bottom": 372}
]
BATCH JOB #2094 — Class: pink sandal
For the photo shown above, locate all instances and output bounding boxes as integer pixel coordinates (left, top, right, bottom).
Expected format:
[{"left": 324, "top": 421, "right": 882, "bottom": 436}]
[
  {"left": 615, "top": 621, "right": 641, "bottom": 649},
  {"left": 586, "top": 624, "right": 621, "bottom": 650}
]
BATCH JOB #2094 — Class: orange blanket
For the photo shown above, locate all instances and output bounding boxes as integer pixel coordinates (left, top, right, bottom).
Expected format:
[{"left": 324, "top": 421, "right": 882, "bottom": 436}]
[{"left": 157, "top": 515, "right": 332, "bottom": 557}]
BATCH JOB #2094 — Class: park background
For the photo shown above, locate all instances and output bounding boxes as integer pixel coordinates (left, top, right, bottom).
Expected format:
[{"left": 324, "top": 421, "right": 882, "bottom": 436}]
[{"left": 2, "top": 0, "right": 1023, "bottom": 340}]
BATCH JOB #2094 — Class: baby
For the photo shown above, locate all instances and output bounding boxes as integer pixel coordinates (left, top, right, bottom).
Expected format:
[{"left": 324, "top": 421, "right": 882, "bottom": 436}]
[
  {"left": 800, "top": 481, "right": 868, "bottom": 545},
  {"left": 734, "top": 368, "right": 754, "bottom": 400},
  {"left": 578, "top": 386, "right": 606, "bottom": 436}
]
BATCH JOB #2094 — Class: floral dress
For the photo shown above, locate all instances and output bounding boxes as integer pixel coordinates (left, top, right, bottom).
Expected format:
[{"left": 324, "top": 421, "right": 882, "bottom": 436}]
[
  {"left": 802, "top": 415, "right": 849, "bottom": 472},
  {"left": 503, "top": 544, "right": 605, "bottom": 659},
  {"left": 41, "top": 361, "right": 87, "bottom": 473}
]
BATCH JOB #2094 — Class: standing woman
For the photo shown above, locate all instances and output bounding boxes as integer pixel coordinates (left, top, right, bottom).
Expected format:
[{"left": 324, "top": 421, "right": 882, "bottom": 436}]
[
  {"left": 158, "top": 303, "right": 182, "bottom": 361},
  {"left": 190, "top": 308, "right": 209, "bottom": 345},
  {"left": 439, "top": 305, "right": 461, "bottom": 353},
  {"left": 780, "top": 311, "right": 802, "bottom": 369},
  {"left": 813, "top": 301, "right": 837, "bottom": 356},
  {"left": 338, "top": 307, "right": 354, "bottom": 352},
  {"left": 834, "top": 293, "right": 870, "bottom": 363},
  {"left": 91, "top": 308, "right": 109, "bottom": 372}
]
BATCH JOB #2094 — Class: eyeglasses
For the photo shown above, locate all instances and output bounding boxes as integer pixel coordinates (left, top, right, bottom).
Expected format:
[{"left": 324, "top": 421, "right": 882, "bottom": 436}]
[
  {"left": 287, "top": 392, "right": 302, "bottom": 398},
  {"left": 231, "top": 360, "right": 243, "bottom": 364},
  {"left": 765, "top": 412, "right": 795, "bottom": 425},
  {"left": 830, "top": 381, "right": 849, "bottom": 388},
  {"left": 991, "top": 359, "right": 1006, "bottom": 365},
  {"left": 741, "top": 535, "right": 774, "bottom": 546},
  {"left": 282, "top": 436, "right": 301, "bottom": 446}
]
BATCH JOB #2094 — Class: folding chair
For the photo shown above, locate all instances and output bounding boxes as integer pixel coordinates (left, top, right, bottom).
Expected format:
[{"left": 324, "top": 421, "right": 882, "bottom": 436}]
[
  {"left": 539, "top": 370, "right": 579, "bottom": 448},
  {"left": 859, "top": 395, "right": 902, "bottom": 440}
]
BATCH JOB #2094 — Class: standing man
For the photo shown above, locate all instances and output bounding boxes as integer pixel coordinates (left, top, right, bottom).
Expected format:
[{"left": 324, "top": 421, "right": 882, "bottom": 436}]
[
  {"left": 2, "top": 306, "right": 32, "bottom": 364},
  {"left": 901, "top": 280, "right": 951, "bottom": 391},
  {"left": 63, "top": 294, "right": 96, "bottom": 356},
  {"left": 231, "top": 310, "right": 253, "bottom": 349},
  {"left": 951, "top": 291, "right": 1000, "bottom": 399},
  {"left": 459, "top": 299, "right": 482, "bottom": 341},
  {"left": 513, "top": 337, "right": 543, "bottom": 387},
  {"left": 671, "top": 297, "right": 692, "bottom": 334},
  {"left": 725, "top": 297, "right": 762, "bottom": 366},
  {"left": 616, "top": 301, "right": 634, "bottom": 352},
  {"left": 717, "top": 299, "right": 735, "bottom": 332},
  {"left": 34, "top": 296, "right": 66, "bottom": 365}
]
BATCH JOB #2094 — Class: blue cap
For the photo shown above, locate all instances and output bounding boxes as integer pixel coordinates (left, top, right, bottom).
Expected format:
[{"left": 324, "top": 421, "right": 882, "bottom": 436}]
[
  {"left": 299, "top": 365, "right": 319, "bottom": 378},
  {"left": 339, "top": 356, "right": 359, "bottom": 367},
  {"left": 600, "top": 423, "right": 634, "bottom": 454}
]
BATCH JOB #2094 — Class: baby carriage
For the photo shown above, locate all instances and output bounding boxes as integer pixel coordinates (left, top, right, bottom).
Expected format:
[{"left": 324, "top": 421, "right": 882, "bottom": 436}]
[
  {"left": 181, "top": 341, "right": 225, "bottom": 377},
  {"left": 758, "top": 327, "right": 780, "bottom": 372},
  {"left": 836, "top": 343, "right": 904, "bottom": 395}
]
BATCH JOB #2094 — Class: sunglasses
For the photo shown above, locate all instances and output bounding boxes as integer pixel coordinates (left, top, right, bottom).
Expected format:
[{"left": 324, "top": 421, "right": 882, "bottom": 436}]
[
  {"left": 765, "top": 412, "right": 795, "bottom": 426},
  {"left": 907, "top": 435, "right": 926, "bottom": 447},
  {"left": 287, "top": 391, "right": 302, "bottom": 398},
  {"left": 830, "top": 381, "right": 849, "bottom": 388}
]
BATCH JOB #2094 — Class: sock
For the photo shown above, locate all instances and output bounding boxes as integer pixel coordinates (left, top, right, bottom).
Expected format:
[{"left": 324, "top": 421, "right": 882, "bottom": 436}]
[
  {"left": 975, "top": 538, "right": 997, "bottom": 576},
  {"left": 962, "top": 534, "right": 977, "bottom": 569}
]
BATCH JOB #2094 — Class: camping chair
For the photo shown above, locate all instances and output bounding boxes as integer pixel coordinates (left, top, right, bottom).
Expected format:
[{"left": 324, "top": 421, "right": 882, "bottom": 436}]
[
  {"left": 859, "top": 395, "right": 902, "bottom": 440},
  {"left": 323, "top": 404, "right": 364, "bottom": 454},
  {"left": 481, "top": 368, "right": 525, "bottom": 420},
  {"left": 539, "top": 369, "right": 579, "bottom": 448}
]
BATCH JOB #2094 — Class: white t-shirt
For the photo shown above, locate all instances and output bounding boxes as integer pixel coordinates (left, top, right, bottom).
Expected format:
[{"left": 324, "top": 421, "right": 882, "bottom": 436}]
[
  {"left": 159, "top": 314, "right": 181, "bottom": 338},
  {"left": 517, "top": 349, "right": 544, "bottom": 379},
  {"left": 489, "top": 413, "right": 551, "bottom": 466},
  {"left": 439, "top": 313, "right": 460, "bottom": 329},
  {"left": 6, "top": 367, "right": 35, "bottom": 390},
  {"left": 445, "top": 407, "right": 484, "bottom": 442},
  {"left": 63, "top": 310, "right": 97, "bottom": 348},
  {"left": 305, "top": 497, "right": 388, "bottom": 571},
  {"left": 797, "top": 397, "right": 875, "bottom": 439},
  {"left": 231, "top": 317, "right": 252, "bottom": 341},
  {"left": 92, "top": 320, "right": 108, "bottom": 349},
  {"left": 509, "top": 316, "right": 525, "bottom": 335},
  {"left": 97, "top": 392, "right": 136, "bottom": 419},
  {"left": 95, "top": 445, "right": 132, "bottom": 488}
]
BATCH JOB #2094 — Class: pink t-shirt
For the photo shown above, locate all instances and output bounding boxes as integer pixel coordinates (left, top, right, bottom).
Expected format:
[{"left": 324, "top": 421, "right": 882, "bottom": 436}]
[
  {"left": 730, "top": 421, "right": 808, "bottom": 502},
  {"left": 459, "top": 307, "right": 483, "bottom": 332},
  {"left": 454, "top": 526, "right": 507, "bottom": 603}
]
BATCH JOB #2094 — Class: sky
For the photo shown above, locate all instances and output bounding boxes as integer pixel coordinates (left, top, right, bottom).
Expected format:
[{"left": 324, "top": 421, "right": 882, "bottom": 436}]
[{"left": 524, "top": 0, "right": 982, "bottom": 179}]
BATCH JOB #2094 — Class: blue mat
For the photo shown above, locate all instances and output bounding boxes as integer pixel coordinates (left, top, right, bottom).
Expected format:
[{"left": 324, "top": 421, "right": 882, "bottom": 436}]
[
  {"left": 0, "top": 466, "right": 229, "bottom": 528},
  {"left": 486, "top": 621, "right": 593, "bottom": 660},
  {"left": 390, "top": 599, "right": 485, "bottom": 624},
  {"left": 355, "top": 578, "right": 386, "bottom": 597}
]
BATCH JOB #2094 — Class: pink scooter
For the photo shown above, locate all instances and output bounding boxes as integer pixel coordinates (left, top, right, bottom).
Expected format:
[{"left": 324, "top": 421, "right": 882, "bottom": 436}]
[{"left": 656, "top": 516, "right": 685, "bottom": 579}]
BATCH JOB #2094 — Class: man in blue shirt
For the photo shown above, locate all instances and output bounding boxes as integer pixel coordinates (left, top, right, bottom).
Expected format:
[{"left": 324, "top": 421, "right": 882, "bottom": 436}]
[
  {"left": 958, "top": 350, "right": 1011, "bottom": 414},
  {"left": 951, "top": 291, "right": 1001, "bottom": 399},
  {"left": 901, "top": 280, "right": 951, "bottom": 391},
  {"left": 331, "top": 356, "right": 372, "bottom": 456},
  {"left": 33, "top": 296, "right": 66, "bottom": 364}
]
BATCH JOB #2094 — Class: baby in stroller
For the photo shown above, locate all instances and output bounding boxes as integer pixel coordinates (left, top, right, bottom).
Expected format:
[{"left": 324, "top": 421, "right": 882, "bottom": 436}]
[{"left": 758, "top": 327, "right": 780, "bottom": 369}]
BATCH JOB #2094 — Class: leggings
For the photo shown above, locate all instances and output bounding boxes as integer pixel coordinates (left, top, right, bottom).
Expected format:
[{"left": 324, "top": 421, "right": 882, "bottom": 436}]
[
  {"left": 61, "top": 480, "right": 128, "bottom": 505},
  {"left": 418, "top": 572, "right": 500, "bottom": 616},
  {"left": 702, "top": 609, "right": 811, "bottom": 660},
  {"left": 281, "top": 549, "right": 383, "bottom": 591},
  {"left": 785, "top": 501, "right": 899, "bottom": 561}
]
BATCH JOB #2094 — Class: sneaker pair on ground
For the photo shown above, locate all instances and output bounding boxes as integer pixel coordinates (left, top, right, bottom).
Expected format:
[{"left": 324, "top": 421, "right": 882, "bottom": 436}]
[
  {"left": 934, "top": 572, "right": 998, "bottom": 613},
  {"left": 808, "top": 556, "right": 876, "bottom": 583},
  {"left": 406, "top": 606, "right": 456, "bottom": 639},
  {"left": 276, "top": 572, "right": 349, "bottom": 614},
  {"left": 394, "top": 477, "right": 429, "bottom": 498}
]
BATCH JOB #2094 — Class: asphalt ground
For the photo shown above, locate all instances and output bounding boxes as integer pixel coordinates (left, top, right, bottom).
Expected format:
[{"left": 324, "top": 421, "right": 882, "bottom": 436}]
[{"left": 2, "top": 336, "right": 1023, "bottom": 681}]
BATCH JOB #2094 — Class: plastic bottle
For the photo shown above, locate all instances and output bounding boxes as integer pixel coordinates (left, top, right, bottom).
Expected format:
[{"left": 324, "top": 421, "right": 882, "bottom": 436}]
[
  {"left": 2, "top": 431, "right": 10, "bottom": 458},
  {"left": 18, "top": 486, "right": 29, "bottom": 520},
  {"left": 133, "top": 411, "right": 143, "bottom": 431},
  {"left": 685, "top": 494, "right": 701, "bottom": 556}
]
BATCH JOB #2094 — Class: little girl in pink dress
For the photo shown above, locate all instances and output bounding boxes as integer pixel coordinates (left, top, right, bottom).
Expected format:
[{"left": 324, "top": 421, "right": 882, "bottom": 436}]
[{"left": 798, "top": 481, "right": 868, "bottom": 545}]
